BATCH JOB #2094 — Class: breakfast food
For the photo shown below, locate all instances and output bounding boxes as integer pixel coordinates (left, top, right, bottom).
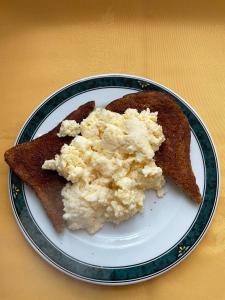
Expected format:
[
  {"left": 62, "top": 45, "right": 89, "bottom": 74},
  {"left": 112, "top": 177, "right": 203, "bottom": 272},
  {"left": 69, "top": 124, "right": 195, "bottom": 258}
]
[
  {"left": 4, "top": 101, "right": 95, "bottom": 232},
  {"left": 42, "top": 108, "right": 165, "bottom": 233},
  {"left": 4, "top": 91, "right": 201, "bottom": 233},
  {"left": 106, "top": 91, "right": 201, "bottom": 203}
]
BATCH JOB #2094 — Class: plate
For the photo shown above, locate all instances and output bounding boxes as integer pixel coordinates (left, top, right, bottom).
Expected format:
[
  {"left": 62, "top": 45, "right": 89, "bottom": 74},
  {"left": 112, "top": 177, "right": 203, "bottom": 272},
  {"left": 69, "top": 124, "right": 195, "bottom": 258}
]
[{"left": 9, "top": 74, "right": 219, "bottom": 285}]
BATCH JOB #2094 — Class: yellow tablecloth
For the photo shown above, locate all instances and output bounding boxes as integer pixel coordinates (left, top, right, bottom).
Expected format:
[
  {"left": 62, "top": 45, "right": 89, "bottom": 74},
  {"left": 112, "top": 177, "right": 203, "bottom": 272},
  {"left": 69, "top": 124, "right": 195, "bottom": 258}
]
[{"left": 1, "top": 0, "right": 225, "bottom": 299}]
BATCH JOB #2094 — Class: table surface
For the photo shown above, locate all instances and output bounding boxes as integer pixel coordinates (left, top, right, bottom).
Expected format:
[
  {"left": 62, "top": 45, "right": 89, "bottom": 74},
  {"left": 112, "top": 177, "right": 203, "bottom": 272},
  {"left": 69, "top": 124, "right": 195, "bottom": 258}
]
[{"left": 1, "top": 0, "right": 225, "bottom": 299}]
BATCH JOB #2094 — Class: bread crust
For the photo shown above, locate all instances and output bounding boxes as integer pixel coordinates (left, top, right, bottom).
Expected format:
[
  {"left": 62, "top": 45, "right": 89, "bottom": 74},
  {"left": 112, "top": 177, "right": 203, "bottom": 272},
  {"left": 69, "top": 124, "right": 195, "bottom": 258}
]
[
  {"left": 5, "top": 91, "right": 201, "bottom": 233},
  {"left": 106, "top": 91, "right": 201, "bottom": 203},
  {"left": 5, "top": 101, "right": 95, "bottom": 232}
]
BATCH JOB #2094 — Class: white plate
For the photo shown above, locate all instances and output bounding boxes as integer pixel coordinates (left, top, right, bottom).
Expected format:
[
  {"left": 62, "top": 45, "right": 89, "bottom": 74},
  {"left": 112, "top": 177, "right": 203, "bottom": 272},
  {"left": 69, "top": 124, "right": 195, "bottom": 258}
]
[{"left": 9, "top": 74, "right": 219, "bottom": 285}]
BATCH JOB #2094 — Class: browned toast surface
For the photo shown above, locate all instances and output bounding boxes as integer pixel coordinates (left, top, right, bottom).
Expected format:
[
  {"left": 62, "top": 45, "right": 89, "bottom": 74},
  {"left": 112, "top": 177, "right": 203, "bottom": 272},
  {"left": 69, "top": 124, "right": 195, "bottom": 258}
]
[
  {"left": 5, "top": 101, "right": 95, "bottom": 232},
  {"left": 5, "top": 91, "right": 201, "bottom": 234},
  {"left": 106, "top": 91, "right": 201, "bottom": 203}
]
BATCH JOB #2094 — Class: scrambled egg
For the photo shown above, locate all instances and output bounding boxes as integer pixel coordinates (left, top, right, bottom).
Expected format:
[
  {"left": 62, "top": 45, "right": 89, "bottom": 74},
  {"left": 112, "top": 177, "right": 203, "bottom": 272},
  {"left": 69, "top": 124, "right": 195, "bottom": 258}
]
[
  {"left": 42, "top": 108, "right": 165, "bottom": 234},
  {"left": 57, "top": 120, "right": 80, "bottom": 137}
]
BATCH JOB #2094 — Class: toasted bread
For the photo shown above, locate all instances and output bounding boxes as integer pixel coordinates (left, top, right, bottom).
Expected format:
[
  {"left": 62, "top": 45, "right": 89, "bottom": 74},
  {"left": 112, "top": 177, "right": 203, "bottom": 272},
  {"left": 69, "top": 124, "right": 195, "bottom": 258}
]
[
  {"left": 5, "top": 91, "right": 201, "bottom": 233},
  {"left": 5, "top": 101, "right": 95, "bottom": 232},
  {"left": 106, "top": 91, "right": 201, "bottom": 203}
]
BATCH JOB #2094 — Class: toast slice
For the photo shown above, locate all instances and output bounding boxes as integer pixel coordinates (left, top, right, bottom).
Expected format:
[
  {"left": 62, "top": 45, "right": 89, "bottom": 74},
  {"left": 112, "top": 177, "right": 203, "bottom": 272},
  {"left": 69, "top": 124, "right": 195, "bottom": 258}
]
[
  {"left": 106, "top": 91, "right": 201, "bottom": 203},
  {"left": 5, "top": 101, "right": 95, "bottom": 232},
  {"left": 5, "top": 91, "right": 201, "bottom": 234}
]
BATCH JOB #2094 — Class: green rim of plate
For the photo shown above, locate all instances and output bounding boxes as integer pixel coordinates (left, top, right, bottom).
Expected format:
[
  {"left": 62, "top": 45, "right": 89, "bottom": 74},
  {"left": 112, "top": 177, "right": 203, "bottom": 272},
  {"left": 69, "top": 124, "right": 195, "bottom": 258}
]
[{"left": 9, "top": 75, "right": 219, "bottom": 284}]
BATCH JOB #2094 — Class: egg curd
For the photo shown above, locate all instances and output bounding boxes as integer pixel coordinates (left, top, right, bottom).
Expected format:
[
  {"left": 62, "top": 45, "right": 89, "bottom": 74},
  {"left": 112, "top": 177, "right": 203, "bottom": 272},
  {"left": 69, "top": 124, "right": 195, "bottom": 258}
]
[{"left": 42, "top": 108, "right": 165, "bottom": 234}]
